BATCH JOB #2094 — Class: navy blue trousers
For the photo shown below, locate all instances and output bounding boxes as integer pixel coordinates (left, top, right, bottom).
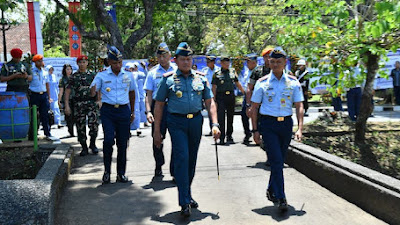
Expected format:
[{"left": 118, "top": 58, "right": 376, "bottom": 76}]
[
  {"left": 30, "top": 92, "right": 51, "bottom": 137},
  {"left": 347, "top": 87, "right": 362, "bottom": 121},
  {"left": 241, "top": 98, "right": 251, "bottom": 137},
  {"left": 151, "top": 101, "right": 174, "bottom": 175},
  {"left": 167, "top": 112, "right": 203, "bottom": 206},
  {"left": 260, "top": 116, "right": 293, "bottom": 199},
  {"left": 100, "top": 104, "right": 130, "bottom": 175},
  {"left": 332, "top": 97, "right": 343, "bottom": 111}
]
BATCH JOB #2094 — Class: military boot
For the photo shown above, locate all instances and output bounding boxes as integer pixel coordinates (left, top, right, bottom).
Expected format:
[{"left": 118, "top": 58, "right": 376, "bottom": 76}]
[
  {"left": 89, "top": 138, "right": 99, "bottom": 154},
  {"left": 80, "top": 142, "right": 89, "bottom": 156}
]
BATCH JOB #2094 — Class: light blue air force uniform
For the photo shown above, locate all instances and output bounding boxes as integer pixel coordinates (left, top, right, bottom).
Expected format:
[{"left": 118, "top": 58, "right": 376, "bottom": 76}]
[
  {"left": 251, "top": 71, "right": 304, "bottom": 200},
  {"left": 144, "top": 64, "right": 176, "bottom": 99},
  {"left": 91, "top": 67, "right": 137, "bottom": 105},
  {"left": 30, "top": 67, "right": 49, "bottom": 93},
  {"left": 134, "top": 71, "right": 147, "bottom": 123},
  {"left": 90, "top": 67, "right": 137, "bottom": 175},
  {"left": 201, "top": 65, "right": 220, "bottom": 86},
  {"left": 155, "top": 69, "right": 213, "bottom": 207}
]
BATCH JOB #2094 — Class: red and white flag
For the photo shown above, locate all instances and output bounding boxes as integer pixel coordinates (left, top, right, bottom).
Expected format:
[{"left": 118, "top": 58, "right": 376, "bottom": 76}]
[{"left": 27, "top": 1, "right": 44, "bottom": 55}]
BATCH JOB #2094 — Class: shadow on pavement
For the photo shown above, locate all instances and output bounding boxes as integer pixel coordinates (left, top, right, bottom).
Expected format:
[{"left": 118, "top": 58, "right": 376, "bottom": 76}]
[
  {"left": 151, "top": 209, "right": 220, "bottom": 224},
  {"left": 252, "top": 204, "right": 306, "bottom": 221},
  {"left": 142, "top": 175, "right": 176, "bottom": 191},
  {"left": 247, "top": 162, "right": 271, "bottom": 171}
]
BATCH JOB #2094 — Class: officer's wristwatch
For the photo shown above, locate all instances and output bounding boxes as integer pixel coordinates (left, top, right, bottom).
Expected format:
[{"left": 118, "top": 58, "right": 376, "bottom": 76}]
[
  {"left": 212, "top": 123, "right": 220, "bottom": 128},
  {"left": 246, "top": 103, "right": 251, "bottom": 108},
  {"left": 251, "top": 129, "right": 259, "bottom": 133}
]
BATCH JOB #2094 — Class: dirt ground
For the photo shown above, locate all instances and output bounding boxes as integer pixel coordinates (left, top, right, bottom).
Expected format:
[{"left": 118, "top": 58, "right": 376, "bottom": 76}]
[
  {"left": 302, "top": 113, "right": 400, "bottom": 179},
  {"left": 0, "top": 146, "right": 51, "bottom": 180}
]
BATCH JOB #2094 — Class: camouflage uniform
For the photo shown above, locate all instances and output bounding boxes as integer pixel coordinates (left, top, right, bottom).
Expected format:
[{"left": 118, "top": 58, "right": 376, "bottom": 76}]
[
  {"left": 0, "top": 61, "right": 32, "bottom": 93},
  {"left": 67, "top": 71, "right": 99, "bottom": 148},
  {"left": 248, "top": 65, "right": 271, "bottom": 86}
]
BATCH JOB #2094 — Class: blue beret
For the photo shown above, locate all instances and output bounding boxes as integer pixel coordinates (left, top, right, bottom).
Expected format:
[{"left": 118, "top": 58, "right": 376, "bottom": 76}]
[
  {"left": 175, "top": 42, "right": 193, "bottom": 56},
  {"left": 108, "top": 46, "right": 123, "bottom": 60},
  {"left": 157, "top": 42, "right": 170, "bottom": 55},
  {"left": 246, "top": 53, "right": 258, "bottom": 61},
  {"left": 269, "top": 47, "right": 287, "bottom": 59},
  {"left": 206, "top": 54, "right": 217, "bottom": 61}
]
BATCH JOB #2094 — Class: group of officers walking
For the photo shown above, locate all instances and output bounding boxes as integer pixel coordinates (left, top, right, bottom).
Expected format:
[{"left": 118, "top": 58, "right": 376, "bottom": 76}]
[{"left": 0, "top": 43, "right": 305, "bottom": 217}]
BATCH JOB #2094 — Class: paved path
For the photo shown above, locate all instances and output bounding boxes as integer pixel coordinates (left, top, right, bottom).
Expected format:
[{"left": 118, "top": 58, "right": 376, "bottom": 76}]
[{"left": 53, "top": 110, "right": 391, "bottom": 225}]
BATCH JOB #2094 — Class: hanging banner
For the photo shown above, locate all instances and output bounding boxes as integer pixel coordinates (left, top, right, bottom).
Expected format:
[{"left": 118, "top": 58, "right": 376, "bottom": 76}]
[
  {"left": 68, "top": 1, "right": 82, "bottom": 57},
  {"left": 27, "top": 1, "right": 44, "bottom": 55}
]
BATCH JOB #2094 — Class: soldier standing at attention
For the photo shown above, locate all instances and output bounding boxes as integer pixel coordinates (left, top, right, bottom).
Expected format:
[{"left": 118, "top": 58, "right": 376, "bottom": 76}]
[
  {"left": 212, "top": 56, "right": 245, "bottom": 145},
  {"left": 90, "top": 46, "right": 136, "bottom": 184},
  {"left": 240, "top": 53, "right": 258, "bottom": 144},
  {"left": 250, "top": 47, "right": 304, "bottom": 212},
  {"left": 201, "top": 54, "right": 220, "bottom": 136},
  {"left": 144, "top": 42, "right": 176, "bottom": 177},
  {"left": 0, "top": 48, "right": 32, "bottom": 93},
  {"left": 154, "top": 42, "right": 220, "bottom": 217},
  {"left": 65, "top": 55, "right": 99, "bottom": 156}
]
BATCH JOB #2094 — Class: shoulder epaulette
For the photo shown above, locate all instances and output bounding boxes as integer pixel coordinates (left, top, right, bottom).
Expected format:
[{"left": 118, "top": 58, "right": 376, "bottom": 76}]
[
  {"left": 195, "top": 70, "right": 205, "bottom": 76},
  {"left": 258, "top": 74, "right": 270, "bottom": 82},
  {"left": 163, "top": 71, "right": 175, "bottom": 77},
  {"left": 287, "top": 74, "right": 298, "bottom": 80}
]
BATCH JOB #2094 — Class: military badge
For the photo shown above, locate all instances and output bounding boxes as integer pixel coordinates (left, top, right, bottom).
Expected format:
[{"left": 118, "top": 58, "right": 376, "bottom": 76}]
[
  {"left": 192, "top": 76, "right": 204, "bottom": 91},
  {"left": 268, "top": 96, "right": 273, "bottom": 102},
  {"left": 287, "top": 96, "right": 291, "bottom": 100},
  {"left": 176, "top": 90, "right": 183, "bottom": 98},
  {"left": 106, "top": 87, "right": 111, "bottom": 92}
]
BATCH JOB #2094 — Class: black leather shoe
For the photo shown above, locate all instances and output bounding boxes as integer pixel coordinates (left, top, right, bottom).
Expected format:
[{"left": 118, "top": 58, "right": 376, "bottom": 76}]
[
  {"left": 79, "top": 149, "right": 88, "bottom": 156},
  {"left": 190, "top": 199, "right": 199, "bottom": 209},
  {"left": 90, "top": 144, "right": 99, "bottom": 154},
  {"left": 116, "top": 174, "right": 129, "bottom": 183},
  {"left": 217, "top": 140, "right": 226, "bottom": 145},
  {"left": 266, "top": 189, "right": 278, "bottom": 203},
  {"left": 278, "top": 198, "right": 288, "bottom": 212},
  {"left": 226, "top": 137, "right": 234, "bottom": 144},
  {"left": 180, "top": 204, "right": 191, "bottom": 217},
  {"left": 102, "top": 172, "right": 110, "bottom": 184},
  {"left": 205, "top": 131, "right": 212, "bottom": 136},
  {"left": 154, "top": 169, "right": 163, "bottom": 177}
]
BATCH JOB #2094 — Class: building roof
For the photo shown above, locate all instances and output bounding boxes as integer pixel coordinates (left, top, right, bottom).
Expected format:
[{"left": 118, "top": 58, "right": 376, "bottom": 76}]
[{"left": 0, "top": 23, "right": 31, "bottom": 61}]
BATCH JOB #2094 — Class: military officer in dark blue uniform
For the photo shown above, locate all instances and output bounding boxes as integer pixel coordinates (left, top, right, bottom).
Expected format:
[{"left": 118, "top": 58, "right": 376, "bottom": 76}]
[
  {"left": 250, "top": 47, "right": 304, "bottom": 212},
  {"left": 90, "top": 46, "right": 136, "bottom": 184},
  {"left": 154, "top": 42, "right": 221, "bottom": 217}
]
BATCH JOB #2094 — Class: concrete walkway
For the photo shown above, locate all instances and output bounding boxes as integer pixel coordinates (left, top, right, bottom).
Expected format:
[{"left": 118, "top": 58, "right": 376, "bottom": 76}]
[{"left": 52, "top": 110, "right": 391, "bottom": 225}]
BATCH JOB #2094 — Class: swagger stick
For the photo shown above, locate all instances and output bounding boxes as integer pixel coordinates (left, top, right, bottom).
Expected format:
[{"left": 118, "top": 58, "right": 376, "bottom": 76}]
[{"left": 215, "top": 140, "right": 220, "bottom": 180}]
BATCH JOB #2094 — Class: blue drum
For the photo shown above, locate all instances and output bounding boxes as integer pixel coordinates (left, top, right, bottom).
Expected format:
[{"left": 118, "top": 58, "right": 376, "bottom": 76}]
[{"left": 0, "top": 92, "right": 30, "bottom": 141}]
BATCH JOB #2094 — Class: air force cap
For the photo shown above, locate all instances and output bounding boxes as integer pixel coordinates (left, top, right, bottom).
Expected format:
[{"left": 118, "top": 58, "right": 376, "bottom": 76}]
[
  {"left": 157, "top": 42, "right": 170, "bottom": 55},
  {"left": 246, "top": 53, "right": 258, "bottom": 61},
  {"left": 175, "top": 42, "right": 193, "bottom": 56},
  {"left": 269, "top": 47, "right": 287, "bottom": 59},
  {"left": 206, "top": 54, "right": 217, "bottom": 61},
  {"left": 108, "top": 46, "right": 123, "bottom": 61}
]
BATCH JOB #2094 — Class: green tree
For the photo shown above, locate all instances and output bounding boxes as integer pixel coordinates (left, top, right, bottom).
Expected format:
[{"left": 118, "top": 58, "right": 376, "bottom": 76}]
[
  {"left": 273, "top": 0, "right": 400, "bottom": 159},
  {"left": 42, "top": 7, "right": 69, "bottom": 55}
]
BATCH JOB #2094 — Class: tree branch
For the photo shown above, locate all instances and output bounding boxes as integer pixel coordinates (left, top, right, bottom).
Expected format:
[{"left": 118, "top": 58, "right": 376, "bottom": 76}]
[
  {"left": 123, "top": 0, "right": 158, "bottom": 57},
  {"left": 52, "top": 0, "right": 105, "bottom": 41}
]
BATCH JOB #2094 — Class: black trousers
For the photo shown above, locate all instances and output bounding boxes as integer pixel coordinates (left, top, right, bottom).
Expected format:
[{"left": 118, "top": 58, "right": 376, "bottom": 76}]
[
  {"left": 216, "top": 92, "right": 235, "bottom": 141},
  {"left": 65, "top": 99, "right": 75, "bottom": 136}
]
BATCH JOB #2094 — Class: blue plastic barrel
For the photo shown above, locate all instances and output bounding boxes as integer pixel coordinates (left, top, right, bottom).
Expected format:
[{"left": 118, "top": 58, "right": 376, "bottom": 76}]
[{"left": 0, "top": 92, "right": 30, "bottom": 141}]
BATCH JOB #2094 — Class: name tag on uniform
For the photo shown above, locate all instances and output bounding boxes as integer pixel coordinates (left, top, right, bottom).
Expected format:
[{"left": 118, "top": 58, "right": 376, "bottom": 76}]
[
  {"left": 105, "top": 81, "right": 111, "bottom": 83},
  {"left": 122, "top": 79, "right": 131, "bottom": 83}
]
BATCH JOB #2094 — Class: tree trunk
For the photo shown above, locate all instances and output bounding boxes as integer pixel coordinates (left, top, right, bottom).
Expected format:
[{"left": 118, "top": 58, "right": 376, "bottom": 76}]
[{"left": 354, "top": 51, "right": 379, "bottom": 144}]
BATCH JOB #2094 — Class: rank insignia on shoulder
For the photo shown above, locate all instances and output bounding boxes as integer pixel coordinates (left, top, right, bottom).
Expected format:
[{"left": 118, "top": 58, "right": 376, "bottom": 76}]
[
  {"left": 258, "top": 74, "right": 270, "bottom": 82},
  {"left": 195, "top": 71, "right": 205, "bottom": 76},
  {"left": 163, "top": 71, "right": 175, "bottom": 77}
]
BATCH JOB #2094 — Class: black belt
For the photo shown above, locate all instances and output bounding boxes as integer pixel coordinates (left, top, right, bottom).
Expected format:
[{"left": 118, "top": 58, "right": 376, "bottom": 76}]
[
  {"left": 217, "top": 91, "right": 233, "bottom": 95},
  {"left": 170, "top": 111, "right": 201, "bottom": 119},
  {"left": 31, "top": 91, "right": 46, "bottom": 95},
  {"left": 103, "top": 103, "right": 128, "bottom": 108},
  {"left": 260, "top": 114, "right": 291, "bottom": 122}
]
